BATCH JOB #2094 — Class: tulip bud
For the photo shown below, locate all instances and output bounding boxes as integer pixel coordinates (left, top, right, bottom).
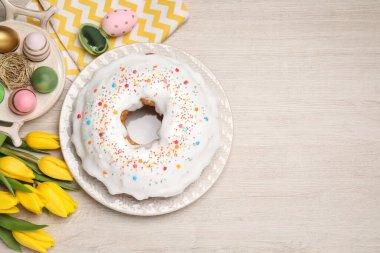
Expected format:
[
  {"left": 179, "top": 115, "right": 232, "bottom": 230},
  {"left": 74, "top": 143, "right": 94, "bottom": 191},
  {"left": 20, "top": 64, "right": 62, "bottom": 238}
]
[
  {"left": 12, "top": 229, "right": 54, "bottom": 253},
  {"left": 25, "top": 132, "right": 60, "bottom": 150},
  {"left": 0, "top": 191, "right": 19, "bottom": 214},
  {"left": 16, "top": 185, "right": 45, "bottom": 215},
  {"left": 37, "top": 182, "right": 77, "bottom": 218},
  {"left": 38, "top": 156, "right": 73, "bottom": 181},
  {"left": 0, "top": 156, "right": 35, "bottom": 183}
]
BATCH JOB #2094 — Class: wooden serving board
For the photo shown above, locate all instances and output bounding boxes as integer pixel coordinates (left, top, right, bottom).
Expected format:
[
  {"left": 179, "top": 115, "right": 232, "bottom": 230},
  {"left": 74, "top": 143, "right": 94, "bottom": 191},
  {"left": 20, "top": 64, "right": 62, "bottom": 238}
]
[{"left": 0, "top": 0, "right": 65, "bottom": 146}]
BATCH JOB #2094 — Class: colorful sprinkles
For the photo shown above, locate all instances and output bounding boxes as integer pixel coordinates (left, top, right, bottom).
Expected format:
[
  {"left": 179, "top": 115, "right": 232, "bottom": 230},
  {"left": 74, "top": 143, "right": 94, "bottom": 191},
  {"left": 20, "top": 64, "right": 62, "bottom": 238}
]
[{"left": 76, "top": 58, "right": 214, "bottom": 191}]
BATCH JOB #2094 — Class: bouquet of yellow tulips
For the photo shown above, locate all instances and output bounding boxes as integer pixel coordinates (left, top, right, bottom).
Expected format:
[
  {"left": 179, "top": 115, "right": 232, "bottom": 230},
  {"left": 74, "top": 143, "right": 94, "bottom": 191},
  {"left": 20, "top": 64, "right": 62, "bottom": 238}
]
[{"left": 0, "top": 132, "right": 79, "bottom": 253}]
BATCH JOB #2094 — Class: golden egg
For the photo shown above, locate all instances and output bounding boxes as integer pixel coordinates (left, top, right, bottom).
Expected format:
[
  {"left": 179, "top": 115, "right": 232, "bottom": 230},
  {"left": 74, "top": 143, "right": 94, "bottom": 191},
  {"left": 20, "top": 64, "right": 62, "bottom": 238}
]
[{"left": 0, "top": 26, "right": 20, "bottom": 53}]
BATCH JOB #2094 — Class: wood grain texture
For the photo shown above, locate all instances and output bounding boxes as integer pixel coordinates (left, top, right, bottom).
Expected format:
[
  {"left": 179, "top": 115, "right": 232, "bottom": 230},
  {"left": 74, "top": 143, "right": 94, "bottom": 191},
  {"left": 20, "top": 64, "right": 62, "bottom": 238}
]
[{"left": 1, "top": 0, "right": 380, "bottom": 252}]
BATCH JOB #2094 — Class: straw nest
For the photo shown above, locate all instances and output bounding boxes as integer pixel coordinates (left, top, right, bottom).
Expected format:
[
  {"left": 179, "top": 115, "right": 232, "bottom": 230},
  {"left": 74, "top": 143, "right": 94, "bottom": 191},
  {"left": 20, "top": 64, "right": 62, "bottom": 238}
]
[{"left": 0, "top": 53, "right": 33, "bottom": 89}]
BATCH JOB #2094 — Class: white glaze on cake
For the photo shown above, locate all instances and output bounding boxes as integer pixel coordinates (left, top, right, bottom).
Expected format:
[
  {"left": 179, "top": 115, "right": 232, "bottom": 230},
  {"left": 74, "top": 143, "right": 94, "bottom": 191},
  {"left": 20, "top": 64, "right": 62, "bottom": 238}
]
[{"left": 72, "top": 54, "right": 220, "bottom": 200}]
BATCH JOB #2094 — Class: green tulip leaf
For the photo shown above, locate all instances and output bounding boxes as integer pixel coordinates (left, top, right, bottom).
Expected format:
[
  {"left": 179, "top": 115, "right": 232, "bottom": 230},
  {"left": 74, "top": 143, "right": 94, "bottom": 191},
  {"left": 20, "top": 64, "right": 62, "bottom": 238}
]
[
  {"left": 0, "top": 227, "right": 21, "bottom": 252},
  {"left": 6, "top": 138, "right": 49, "bottom": 154},
  {"left": 34, "top": 174, "right": 80, "bottom": 191},
  {"left": 6, "top": 178, "right": 32, "bottom": 193},
  {"left": 0, "top": 172, "right": 15, "bottom": 196},
  {"left": 0, "top": 215, "right": 47, "bottom": 231},
  {"left": 2, "top": 145, "right": 39, "bottom": 161},
  {"left": 0, "top": 133, "right": 6, "bottom": 147}
]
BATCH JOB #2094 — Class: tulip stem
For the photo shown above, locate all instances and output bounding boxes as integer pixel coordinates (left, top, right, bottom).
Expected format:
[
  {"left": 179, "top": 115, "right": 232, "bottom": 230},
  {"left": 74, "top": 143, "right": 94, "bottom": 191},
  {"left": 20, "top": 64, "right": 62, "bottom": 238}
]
[
  {"left": 34, "top": 173, "right": 80, "bottom": 191},
  {"left": 0, "top": 172, "right": 15, "bottom": 196},
  {"left": 0, "top": 146, "right": 39, "bottom": 164},
  {"left": 7, "top": 138, "right": 50, "bottom": 154}
]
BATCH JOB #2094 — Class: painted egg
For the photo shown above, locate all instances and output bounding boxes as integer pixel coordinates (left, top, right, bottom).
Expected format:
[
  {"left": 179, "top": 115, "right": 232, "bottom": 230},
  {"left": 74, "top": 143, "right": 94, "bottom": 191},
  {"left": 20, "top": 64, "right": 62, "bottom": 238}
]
[
  {"left": 0, "top": 26, "right": 19, "bottom": 53},
  {"left": 78, "top": 24, "right": 108, "bottom": 56},
  {"left": 31, "top": 66, "right": 58, "bottom": 94},
  {"left": 23, "top": 32, "right": 50, "bottom": 62},
  {"left": 102, "top": 9, "right": 137, "bottom": 37},
  {"left": 8, "top": 88, "right": 37, "bottom": 115},
  {"left": 0, "top": 81, "right": 5, "bottom": 104}
]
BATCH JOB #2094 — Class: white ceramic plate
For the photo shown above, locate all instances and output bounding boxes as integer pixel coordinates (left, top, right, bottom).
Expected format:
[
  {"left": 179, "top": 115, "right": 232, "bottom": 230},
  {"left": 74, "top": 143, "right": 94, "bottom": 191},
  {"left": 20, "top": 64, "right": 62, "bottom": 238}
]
[{"left": 59, "top": 43, "right": 233, "bottom": 216}]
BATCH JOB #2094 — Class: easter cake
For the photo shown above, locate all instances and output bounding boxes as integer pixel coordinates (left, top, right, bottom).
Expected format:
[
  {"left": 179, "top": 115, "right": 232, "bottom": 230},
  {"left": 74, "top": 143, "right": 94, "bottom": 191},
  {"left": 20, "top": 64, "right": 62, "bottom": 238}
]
[{"left": 72, "top": 53, "right": 220, "bottom": 200}]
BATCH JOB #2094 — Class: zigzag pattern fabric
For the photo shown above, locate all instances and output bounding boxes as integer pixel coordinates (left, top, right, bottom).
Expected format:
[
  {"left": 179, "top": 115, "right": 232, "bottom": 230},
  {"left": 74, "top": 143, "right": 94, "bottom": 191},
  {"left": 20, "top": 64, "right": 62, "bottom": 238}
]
[{"left": 23, "top": 0, "right": 189, "bottom": 80}]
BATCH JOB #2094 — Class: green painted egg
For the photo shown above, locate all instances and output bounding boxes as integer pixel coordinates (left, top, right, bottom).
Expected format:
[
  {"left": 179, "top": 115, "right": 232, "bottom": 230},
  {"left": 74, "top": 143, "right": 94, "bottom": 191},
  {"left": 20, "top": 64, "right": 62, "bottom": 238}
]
[
  {"left": 78, "top": 23, "right": 108, "bottom": 56},
  {"left": 31, "top": 66, "right": 58, "bottom": 94},
  {"left": 0, "top": 81, "right": 5, "bottom": 103}
]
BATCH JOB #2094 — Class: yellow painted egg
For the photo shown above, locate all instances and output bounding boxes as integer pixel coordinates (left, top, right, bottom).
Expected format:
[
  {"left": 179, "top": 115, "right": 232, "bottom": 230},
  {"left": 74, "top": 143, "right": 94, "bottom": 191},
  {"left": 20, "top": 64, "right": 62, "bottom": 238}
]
[{"left": 0, "top": 26, "right": 19, "bottom": 53}]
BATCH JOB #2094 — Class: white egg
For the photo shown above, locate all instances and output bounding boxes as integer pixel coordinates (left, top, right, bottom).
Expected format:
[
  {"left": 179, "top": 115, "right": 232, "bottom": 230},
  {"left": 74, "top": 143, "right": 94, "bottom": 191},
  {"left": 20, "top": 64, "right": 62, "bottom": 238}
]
[{"left": 23, "top": 32, "right": 50, "bottom": 62}]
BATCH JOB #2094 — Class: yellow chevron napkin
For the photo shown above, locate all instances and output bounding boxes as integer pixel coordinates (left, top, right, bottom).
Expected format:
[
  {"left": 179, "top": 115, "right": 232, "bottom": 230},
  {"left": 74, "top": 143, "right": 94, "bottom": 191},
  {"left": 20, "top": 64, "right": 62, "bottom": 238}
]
[{"left": 23, "top": 0, "right": 189, "bottom": 80}]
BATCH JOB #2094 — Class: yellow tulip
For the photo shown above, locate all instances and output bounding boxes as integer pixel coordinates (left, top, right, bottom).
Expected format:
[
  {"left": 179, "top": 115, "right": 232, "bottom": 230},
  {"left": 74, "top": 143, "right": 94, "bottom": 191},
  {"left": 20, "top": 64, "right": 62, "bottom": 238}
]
[
  {"left": 25, "top": 132, "right": 60, "bottom": 150},
  {"left": 16, "top": 185, "right": 45, "bottom": 215},
  {"left": 38, "top": 156, "right": 73, "bottom": 181},
  {"left": 12, "top": 229, "right": 54, "bottom": 253},
  {"left": 0, "top": 156, "right": 35, "bottom": 183},
  {"left": 37, "top": 182, "right": 77, "bottom": 218},
  {"left": 0, "top": 191, "right": 19, "bottom": 214}
]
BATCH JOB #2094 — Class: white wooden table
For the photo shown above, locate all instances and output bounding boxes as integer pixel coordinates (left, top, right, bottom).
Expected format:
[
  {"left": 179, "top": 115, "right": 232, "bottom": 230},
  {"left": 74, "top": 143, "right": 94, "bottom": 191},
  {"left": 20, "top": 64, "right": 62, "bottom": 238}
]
[{"left": 2, "top": 0, "right": 380, "bottom": 252}]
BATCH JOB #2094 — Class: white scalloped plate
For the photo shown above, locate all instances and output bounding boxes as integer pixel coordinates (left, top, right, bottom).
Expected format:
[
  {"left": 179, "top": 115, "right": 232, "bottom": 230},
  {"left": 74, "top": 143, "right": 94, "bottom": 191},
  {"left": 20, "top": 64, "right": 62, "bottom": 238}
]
[{"left": 59, "top": 43, "right": 233, "bottom": 216}]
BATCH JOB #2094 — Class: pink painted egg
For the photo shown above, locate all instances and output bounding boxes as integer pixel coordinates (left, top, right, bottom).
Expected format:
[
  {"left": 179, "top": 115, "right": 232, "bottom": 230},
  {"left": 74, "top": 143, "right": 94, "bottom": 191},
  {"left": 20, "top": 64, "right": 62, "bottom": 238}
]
[
  {"left": 102, "top": 9, "right": 137, "bottom": 37},
  {"left": 8, "top": 88, "right": 37, "bottom": 115}
]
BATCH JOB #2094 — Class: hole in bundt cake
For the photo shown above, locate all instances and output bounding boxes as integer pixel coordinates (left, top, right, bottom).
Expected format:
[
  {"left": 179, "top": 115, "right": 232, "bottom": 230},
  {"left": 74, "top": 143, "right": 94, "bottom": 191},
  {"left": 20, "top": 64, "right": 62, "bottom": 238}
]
[{"left": 121, "top": 98, "right": 163, "bottom": 146}]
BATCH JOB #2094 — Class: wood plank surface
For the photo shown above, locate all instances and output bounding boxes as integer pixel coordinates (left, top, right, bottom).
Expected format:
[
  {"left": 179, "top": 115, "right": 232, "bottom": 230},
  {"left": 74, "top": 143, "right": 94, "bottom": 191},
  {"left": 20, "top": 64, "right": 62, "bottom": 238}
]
[{"left": 1, "top": 0, "right": 380, "bottom": 252}]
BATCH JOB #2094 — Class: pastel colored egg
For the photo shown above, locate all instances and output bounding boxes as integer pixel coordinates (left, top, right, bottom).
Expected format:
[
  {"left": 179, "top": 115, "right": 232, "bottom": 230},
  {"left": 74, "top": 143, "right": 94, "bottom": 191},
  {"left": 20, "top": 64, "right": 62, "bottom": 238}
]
[
  {"left": 8, "top": 88, "right": 37, "bottom": 115},
  {"left": 102, "top": 9, "right": 137, "bottom": 37},
  {"left": 31, "top": 66, "right": 58, "bottom": 94},
  {"left": 23, "top": 32, "right": 50, "bottom": 62},
  {"left": 25, "top": 32, "right": 46, "bottom": 50}
]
